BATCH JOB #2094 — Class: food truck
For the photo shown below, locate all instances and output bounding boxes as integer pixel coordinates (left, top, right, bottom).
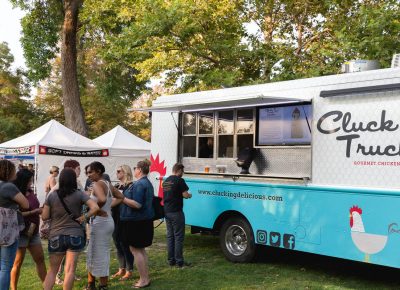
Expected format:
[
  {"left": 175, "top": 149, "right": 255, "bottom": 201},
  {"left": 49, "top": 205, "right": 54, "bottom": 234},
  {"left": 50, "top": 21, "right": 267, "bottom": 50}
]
[{"left": 148, "top": 67, "right": 400, "bottom": 268}]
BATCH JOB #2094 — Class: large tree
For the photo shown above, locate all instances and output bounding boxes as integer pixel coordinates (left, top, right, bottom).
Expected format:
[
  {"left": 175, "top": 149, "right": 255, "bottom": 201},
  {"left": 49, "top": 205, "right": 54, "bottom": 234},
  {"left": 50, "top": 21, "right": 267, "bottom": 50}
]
[
  {"left": 35, "top": 50, "right": 148, "bottom": 139},
  {"left": 11, "top": 0, "right": 88, "bottom": 135}
]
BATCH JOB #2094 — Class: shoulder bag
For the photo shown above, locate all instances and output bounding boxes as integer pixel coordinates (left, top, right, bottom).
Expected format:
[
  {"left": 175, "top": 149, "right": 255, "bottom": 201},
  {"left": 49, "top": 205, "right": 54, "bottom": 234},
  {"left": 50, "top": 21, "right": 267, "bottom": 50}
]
[{"left": 56, "top": 191, "right": 86, "bottom": 240}]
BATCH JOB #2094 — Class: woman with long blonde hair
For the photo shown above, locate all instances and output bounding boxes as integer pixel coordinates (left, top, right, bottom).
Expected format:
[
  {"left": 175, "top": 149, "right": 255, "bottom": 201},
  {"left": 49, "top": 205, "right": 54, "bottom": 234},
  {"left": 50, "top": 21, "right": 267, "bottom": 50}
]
[{"left": 110, "top": 165, "right": 135, "bottom": 281}]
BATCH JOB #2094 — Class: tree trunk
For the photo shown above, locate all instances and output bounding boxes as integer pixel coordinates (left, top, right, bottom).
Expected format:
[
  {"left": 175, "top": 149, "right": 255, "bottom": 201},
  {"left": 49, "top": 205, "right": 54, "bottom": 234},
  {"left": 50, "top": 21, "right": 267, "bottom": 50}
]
[{"left": 61, "top": 0, "right": 88, "bottom": 136}]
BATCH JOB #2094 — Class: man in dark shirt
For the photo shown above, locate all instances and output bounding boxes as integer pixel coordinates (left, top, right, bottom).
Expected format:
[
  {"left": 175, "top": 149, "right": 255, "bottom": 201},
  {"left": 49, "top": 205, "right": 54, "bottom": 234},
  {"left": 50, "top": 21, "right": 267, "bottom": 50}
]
[{"left": 162, "top": 163, "right": 192, "bottom": 267}]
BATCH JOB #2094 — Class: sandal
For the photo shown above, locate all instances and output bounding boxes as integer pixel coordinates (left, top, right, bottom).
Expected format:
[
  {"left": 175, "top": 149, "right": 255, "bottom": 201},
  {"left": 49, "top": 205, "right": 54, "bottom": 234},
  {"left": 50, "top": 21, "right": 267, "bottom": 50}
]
[
  {"left": 132, "top": 281, "right": 151, "bottom": 288},
  {"left": 112, "top": 269, "right": 126, "bottom": 279},
  {"left": 120, "top": 271, "right": 133, "bottom": 281}
]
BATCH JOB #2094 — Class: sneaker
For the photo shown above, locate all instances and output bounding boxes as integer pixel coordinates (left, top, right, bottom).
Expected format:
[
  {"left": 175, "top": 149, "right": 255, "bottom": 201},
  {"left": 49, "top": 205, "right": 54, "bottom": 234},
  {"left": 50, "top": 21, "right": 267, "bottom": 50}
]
[
  {"left": 168, "top": 261, "right": 176, "bottom": 267},
  {"left": 177, "top": 261, "right": 192, "bottom": 268},
  {"left": 55, "top": 277, "right": 63, "bottom": 285}
]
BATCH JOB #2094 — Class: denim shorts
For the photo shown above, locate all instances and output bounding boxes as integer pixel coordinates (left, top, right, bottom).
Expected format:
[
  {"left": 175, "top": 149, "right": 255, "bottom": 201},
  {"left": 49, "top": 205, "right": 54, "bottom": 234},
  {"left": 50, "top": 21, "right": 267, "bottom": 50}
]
[{"left": 48, "top": 235, "right": 86, "bottom": 254}]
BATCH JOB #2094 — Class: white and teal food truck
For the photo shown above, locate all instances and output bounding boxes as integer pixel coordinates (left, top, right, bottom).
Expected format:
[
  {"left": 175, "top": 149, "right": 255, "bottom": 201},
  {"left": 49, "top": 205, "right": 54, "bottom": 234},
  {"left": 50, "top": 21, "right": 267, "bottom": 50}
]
[{"left": 147, "top": 66, "right": 400, "bottom": 268}]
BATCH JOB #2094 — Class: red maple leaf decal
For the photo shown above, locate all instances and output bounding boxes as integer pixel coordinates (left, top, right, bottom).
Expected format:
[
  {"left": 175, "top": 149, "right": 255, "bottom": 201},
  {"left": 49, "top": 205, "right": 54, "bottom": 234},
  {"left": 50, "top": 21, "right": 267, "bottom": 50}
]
[{"left": 150, "top": 154, "right": 167, "bottom": 200}]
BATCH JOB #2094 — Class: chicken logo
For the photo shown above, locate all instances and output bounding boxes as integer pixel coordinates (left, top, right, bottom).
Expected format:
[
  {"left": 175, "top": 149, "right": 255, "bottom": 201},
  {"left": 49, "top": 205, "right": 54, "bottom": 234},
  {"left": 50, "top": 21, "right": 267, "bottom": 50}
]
[
  {"left": 349, "top": 205, "right": 388, "bottom": 262},
  {"left": 150, "top": 154, "right": 167, "bottom": 199}
]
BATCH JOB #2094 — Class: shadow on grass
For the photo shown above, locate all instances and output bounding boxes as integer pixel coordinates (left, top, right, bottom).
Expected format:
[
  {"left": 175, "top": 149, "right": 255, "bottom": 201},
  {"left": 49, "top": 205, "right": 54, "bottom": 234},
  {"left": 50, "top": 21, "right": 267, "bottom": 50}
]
[{"left": 254, "top": 245, "right": 400, "bottom": 285}]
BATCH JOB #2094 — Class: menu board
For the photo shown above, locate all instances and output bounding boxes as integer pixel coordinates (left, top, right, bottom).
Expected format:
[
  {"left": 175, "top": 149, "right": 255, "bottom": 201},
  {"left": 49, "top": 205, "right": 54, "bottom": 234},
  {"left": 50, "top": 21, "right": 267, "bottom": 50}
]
[{"left": 256, "top": 104, "right": 312, "bottom": 146}]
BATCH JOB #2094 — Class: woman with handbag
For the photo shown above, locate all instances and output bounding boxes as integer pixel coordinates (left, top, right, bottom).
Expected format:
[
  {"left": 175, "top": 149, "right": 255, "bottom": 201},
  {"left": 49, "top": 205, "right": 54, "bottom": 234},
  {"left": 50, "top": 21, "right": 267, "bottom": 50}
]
[
  {"left": 42, "top": 168, "right": 99, "bottom": 290},
  {"left": 11, "top": 169, "right": 47, "bottom": 290},
  {"left": 120, "top": 159, "right": 155, "bottom": 289},
  {"left": 0, "top": 160, "right": 29, "bottom": 290}
]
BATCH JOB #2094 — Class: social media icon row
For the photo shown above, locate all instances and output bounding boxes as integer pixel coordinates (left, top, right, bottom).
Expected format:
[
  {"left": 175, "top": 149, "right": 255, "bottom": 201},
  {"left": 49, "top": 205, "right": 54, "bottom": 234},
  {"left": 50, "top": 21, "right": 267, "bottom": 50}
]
[{"left": 256, "top": 230, "right": 295, "bottom": 249}]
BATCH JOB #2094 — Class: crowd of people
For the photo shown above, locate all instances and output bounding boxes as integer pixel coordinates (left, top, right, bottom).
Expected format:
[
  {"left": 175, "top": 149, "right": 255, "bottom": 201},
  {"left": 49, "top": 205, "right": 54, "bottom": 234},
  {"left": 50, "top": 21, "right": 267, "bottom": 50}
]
[{"left": 0, "top": 158, "right": 192, "bottom": 290}]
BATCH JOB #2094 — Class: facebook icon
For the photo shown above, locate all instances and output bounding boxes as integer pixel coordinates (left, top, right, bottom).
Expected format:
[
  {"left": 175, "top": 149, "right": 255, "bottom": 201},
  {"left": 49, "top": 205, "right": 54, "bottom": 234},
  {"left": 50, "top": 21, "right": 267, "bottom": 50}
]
[{"left": 283, "top": 234, "right": 295, "bottom": 249}]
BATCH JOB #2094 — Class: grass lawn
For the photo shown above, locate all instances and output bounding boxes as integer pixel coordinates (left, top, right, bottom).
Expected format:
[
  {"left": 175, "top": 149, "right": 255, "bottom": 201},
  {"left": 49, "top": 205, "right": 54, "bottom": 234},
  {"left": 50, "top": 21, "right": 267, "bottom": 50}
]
[{"left": 17, "top": 223, "right": 399, "bottom": 290}]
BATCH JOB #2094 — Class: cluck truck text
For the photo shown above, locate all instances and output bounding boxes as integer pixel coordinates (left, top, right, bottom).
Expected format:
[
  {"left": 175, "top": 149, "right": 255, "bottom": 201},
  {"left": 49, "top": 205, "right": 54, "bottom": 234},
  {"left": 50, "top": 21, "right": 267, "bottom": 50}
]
[{"left": 317, "top": 110, "right": 400, "bottom": 158}]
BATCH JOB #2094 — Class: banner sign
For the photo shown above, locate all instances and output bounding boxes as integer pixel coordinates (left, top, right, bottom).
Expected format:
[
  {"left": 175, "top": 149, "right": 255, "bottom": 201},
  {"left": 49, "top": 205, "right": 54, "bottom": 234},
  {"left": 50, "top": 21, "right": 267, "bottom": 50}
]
[
  {"left": 0, "top": 146, "right": 35, "bottom": 155},
  {"left": 39, "top": 146, "right": 109, "bottom": 157}
]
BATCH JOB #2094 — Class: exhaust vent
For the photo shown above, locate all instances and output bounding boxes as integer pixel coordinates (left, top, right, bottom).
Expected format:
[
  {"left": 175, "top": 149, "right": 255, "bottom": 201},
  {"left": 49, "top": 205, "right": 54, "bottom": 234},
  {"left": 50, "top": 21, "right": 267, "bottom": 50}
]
[
  {"left": 341, "top": 60, "right": 380, "bottom": 73},
  {"left": 391, "top": 54, "right": 400, "bottom": 68}
]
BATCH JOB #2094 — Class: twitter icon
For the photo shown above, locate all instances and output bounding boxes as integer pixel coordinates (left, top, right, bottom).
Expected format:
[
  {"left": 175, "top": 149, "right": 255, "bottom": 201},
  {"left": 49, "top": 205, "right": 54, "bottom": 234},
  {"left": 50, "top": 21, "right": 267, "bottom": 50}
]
[{"left": 269, "top": 232, "right": 281, "bottom": 247}]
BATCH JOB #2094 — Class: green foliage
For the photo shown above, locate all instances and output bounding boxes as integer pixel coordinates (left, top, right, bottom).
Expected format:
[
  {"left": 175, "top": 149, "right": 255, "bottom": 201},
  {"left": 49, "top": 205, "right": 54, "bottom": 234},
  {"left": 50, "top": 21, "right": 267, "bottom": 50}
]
[
  {"left": 0, "top": 42, "right": 41, "bottom": 142},
  {"left": 82, "top": 0, "right": 400, "bottom": 92},
  {"left": 11, "top": 0, "right": 63, "bottom": 83},
  {"left": 81, "top": 0, "right": 248, "bottom": 91},
  {"left": 335, "top": 0, "right": 400, "bottom": 68}
]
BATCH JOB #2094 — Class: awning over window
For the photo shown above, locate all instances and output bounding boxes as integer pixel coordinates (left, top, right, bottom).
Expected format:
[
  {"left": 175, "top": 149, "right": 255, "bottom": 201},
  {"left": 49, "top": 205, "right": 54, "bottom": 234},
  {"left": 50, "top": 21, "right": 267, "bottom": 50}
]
[{"left": 133, "top": 94, "right": 311, "bottom": 113}]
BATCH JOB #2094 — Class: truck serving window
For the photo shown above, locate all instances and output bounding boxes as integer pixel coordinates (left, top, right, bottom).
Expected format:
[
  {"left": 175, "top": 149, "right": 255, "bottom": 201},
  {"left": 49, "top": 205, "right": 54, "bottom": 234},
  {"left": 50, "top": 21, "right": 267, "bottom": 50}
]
[
  {"left": 181, "top": 110, "right": 255, "bottom": 160},
  {"left": 237, "top": 109, "right": 254, "bottom": 153},
  {"left": 198, "top": 112, "right": 214, "bottom": 158},
  {"left": 218, "top": 110, "right": 234, "bottom": 158},
  {"left": 182, "top": 113, "right": 197, "bottom": 157},
  {"left": 256, "top": 104, "right": 312, "bottom": 146}
]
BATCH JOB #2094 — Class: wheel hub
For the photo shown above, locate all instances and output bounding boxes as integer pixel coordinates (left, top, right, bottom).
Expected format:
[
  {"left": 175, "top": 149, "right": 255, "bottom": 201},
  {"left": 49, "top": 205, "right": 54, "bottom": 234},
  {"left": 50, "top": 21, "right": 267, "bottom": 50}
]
[{"left": 225, "top": 224, "right": 248, "bottom": 256}]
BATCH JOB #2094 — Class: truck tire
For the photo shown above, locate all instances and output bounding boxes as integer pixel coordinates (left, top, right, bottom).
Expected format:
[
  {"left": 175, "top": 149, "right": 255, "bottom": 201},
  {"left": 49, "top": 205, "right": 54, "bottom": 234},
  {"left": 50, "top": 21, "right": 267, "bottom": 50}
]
[{"left": 220, "top": 217, "right": 256, "bottom": 262}]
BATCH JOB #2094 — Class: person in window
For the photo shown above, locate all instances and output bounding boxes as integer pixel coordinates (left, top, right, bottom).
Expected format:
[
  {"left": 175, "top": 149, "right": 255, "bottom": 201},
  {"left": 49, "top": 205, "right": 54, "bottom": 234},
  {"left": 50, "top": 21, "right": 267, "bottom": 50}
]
[
  {"left": 199, "top": 137, "right": 214, "bottom": 158},
  {"left": 291, "top": 107, "right": 304, "bottom": 139}
]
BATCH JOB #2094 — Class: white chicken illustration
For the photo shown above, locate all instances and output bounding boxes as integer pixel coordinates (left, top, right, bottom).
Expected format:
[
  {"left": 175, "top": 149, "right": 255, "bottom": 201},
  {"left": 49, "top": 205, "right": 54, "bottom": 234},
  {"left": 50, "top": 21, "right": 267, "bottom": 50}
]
[{"left": 350, "top": 205, "right": 388, "bottom": 262}]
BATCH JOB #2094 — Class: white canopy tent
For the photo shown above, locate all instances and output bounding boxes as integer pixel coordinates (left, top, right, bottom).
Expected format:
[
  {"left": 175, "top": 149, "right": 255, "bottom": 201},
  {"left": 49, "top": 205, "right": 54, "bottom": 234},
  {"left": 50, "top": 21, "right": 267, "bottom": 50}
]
[
  {"left": 0, "top": 120, "right": 111, "bottom": 203},
  {"left": 93, "top": 125, "right": 151, "bottom": 181}
]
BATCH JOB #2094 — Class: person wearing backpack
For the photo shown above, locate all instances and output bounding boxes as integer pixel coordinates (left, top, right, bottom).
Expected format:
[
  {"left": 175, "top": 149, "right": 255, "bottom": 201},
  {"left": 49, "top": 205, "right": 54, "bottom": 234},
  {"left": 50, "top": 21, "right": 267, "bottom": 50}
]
[{"left": 162, "top": 163, "right": 192, "bottom": 268}]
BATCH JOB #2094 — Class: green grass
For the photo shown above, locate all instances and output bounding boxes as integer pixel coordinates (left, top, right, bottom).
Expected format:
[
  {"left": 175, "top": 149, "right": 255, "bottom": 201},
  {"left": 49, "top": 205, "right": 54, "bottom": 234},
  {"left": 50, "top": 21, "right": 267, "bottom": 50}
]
[{"left": 18, "top": 224, "right": 400, "bottom": 289}]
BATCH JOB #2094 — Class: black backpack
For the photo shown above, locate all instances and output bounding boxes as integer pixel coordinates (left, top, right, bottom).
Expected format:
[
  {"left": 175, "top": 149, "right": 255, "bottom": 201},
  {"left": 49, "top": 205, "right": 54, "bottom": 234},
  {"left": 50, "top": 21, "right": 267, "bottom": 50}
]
[{"left": 152, "top": 195, "right": 165, "bottom": 221}]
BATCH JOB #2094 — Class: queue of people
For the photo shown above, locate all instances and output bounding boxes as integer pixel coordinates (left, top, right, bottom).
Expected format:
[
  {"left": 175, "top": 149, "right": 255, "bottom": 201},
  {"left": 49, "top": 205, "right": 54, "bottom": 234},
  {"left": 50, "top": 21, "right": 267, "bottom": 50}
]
[{"left": 0, "top": 159, "right": 192, "bottom": 290}]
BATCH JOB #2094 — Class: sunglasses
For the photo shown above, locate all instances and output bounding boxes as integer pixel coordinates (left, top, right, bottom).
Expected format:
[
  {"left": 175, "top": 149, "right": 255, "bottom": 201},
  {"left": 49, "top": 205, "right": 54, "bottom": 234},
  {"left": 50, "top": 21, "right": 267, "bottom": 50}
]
[
  {"left": 133, "top": 167, "right": 141, "bottom": 171},
  {"left": 117, "top": 169, "right": 124, "bottom": 173}
]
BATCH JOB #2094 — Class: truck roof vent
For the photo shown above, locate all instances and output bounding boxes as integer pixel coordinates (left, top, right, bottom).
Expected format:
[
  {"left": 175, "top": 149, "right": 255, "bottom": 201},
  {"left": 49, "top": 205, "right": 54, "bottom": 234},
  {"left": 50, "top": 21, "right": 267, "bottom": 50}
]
[
  {"left": 391, "top": 54, "right": 400, "bottom": 68},
  {"left": 341, "top": 60, "right": 380, "bottom": 73}
]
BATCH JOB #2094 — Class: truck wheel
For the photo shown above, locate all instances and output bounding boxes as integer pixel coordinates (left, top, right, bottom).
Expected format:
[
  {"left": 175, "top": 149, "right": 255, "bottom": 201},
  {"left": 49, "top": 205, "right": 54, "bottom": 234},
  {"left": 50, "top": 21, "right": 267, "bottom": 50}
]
[{"left": 220, "top": 217, "right": 255, "bottom": 262}]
